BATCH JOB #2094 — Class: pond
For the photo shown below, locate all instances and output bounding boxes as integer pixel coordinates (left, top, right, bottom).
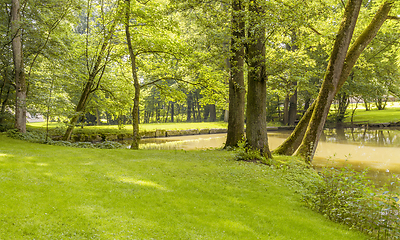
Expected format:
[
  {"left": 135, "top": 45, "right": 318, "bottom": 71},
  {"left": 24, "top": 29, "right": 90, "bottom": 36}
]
[{"left": 128, "top": 127, "right": 400, "bottom": 184}]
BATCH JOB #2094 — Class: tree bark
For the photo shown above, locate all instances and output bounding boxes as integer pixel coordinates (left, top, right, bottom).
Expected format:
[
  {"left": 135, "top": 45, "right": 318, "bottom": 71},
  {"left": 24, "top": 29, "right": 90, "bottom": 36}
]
[
  {"left": 283, "top": 94, "right": 289, "bottom": 125},
  {"left": 274, "top": 1, "right": 393, "bottom": 157},
  {"left": 186, "top": 92, "right": 192, "bottom": 122},
  {"left": 273, "top": 102, "right": 315, "bottom": 155},
  {"left": 296, "top": 0, "right": 363, "bottom": 162},
  {"left": 171, "top": 102, "right": 174, "bottom": 122},
  {"left": 209, "top": 104, "right": 216, "bottom": 122},
  {"left": 11, "top": 0, "right": 26, "bottom": 133},
  {"left": 225, "top": 0, "right": 245, "bottom": 147},
  {"left": 125, "top": 0, "right": 140, "bottom": 150},
  {"left": 288, "top": 87, "right": 298, "bottom": 126},
  {"left": 0, "top": 70, "right": 11, "bottom": 125},
  {"left": 0, "top": 86, "right": 11, "bottom": 125},
  {"left": 245, "top": 0, "right": 272, "bottom": 158}
]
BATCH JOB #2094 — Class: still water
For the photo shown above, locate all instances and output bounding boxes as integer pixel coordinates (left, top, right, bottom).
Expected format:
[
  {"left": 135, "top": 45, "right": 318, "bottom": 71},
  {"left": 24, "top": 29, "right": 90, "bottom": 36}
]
[{"left": 136, "top": 128, "right": 400, "bottom": 180}]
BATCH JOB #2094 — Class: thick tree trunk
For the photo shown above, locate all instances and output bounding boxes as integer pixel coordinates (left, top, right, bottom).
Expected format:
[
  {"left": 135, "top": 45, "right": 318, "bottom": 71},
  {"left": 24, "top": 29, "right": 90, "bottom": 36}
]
[
  {"left": 273, "top": 102, "right": 315, "bottom": 155},
  {"left": 245, "top": 0, "right": 272, "bottom": 158},
  {"left": 296, "top": 0, "right": 363, "bottom": 161},
  {"left": 11, "top": 0, "right": 26, "bottom": 133},
  {"left": 125, "top": 0, "right": 141, "bottom": 150},
  {"left": 225, "top": 0, "right": 245, "bottom": 147}
]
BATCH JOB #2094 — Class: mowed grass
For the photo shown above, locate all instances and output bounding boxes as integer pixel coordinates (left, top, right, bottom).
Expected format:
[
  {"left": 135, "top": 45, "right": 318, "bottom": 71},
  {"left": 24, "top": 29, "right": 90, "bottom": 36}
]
[
  {"left": 344, "top": 106, "right": 400, "bottom": 124},
  {"left": 0, "top": 134, "right": 367, "bottom": 239}
]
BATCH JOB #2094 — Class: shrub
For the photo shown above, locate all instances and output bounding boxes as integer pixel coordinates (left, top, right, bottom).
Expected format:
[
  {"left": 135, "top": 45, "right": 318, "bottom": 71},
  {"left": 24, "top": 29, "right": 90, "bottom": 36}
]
[
  {"left": 233, "top": 140, "right": 270, "bottom": 165},
  {"left": 0, "top": 112, "right": 14, "bottom": 132},
  {"left": 7, "top": 129, "right": 125, "bottom": 149}
]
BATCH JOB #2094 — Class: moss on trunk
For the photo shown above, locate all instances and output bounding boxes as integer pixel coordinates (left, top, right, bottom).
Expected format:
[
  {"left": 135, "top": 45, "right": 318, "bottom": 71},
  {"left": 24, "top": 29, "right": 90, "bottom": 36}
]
[{"left": 225, "top": 0, "right": 246, "bottom": 148}]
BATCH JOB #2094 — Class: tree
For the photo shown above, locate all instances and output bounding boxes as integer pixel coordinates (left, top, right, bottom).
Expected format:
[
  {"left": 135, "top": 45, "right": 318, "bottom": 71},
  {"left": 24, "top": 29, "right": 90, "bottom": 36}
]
[
  {"left": 275, "top": 0, "right": 396, "bottom": 160},
  {"left": 11, "top": 0, "right": 26, "bottom": 133},
  {"left": 63, "top": 0, "right": 122, "bottom": 140},
  {"left": 245, "top": 0, "right": 272, "bottom": 158},
  {"left": 225, "top": 0, "right": 245, "bottom": 148},
  {"left": 124, "top": 0, "right": 185, "bottom": 149}
]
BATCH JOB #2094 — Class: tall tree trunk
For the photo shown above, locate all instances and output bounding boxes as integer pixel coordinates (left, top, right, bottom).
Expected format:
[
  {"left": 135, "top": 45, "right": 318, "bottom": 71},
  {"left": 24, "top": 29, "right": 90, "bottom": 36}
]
[
  {"left": 296, "top": 0, "right": 363, "bottom": 161},
  {"left": 203, "top": 104, "right": 210, "bottom": 121},
  {"left": 274, "top": 0, "right": 393, "bottom": 157},
  {"left": 170, "top": 102, "right": 174, "bottom": 122},
  {"left": 283, "top": 94, "right": 289, "bottom": 125},
  {"left": 245, "top": 0, "right": 272, "bottom": 158},
  {"left": 96, "top": 108, "right": 101, "bottom": 125},
  {"left": 63, "top": 76, "right": 94, "bottom": 140},
  {"left": 186, "top": 92, "right": 192, "bottom": 122},
  {"left": 0, "top": 70, "right": 11, "bottom": 125},
  {"left": 11, "top": 0, "right": 26, "bottom": 133},
  {"left": 225, "top": 0, "right": 245, "bottom": 147},
  {"left": 164, "top": 102, "right": 170, "bottom": 123},
  {"left": 0, "top": 86, "right": 11, "bottom": 125},
  {"left": 209, "top": 104, "right": 216, "bottom": 122},
  {"left": 288, "top": 87, "right": 298, "bottom": 126},
  {"left": 125, "top": 0, "right": 140, "bottom": 150}
]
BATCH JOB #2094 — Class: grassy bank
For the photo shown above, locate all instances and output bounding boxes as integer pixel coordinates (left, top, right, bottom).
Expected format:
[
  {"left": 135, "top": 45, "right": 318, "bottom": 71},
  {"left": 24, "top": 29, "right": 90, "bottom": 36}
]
[
  {"left": 0, "top": 134, "right": 366, "bottom": 239},
  {"left": 28, "top": 122, "right": 228, "bottom": 134},
  {"left": 337, "top": 102, "right": 400, "bottom": 124},
  {"left": 343, "top": 107, "right": 400, "bottom": 124}
]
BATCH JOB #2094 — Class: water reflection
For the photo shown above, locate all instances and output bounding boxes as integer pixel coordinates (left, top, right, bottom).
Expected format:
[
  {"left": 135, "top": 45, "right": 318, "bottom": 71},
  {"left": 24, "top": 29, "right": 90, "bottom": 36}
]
[{"left": 324, "top": 127, "right": 400, "bottom": 147}]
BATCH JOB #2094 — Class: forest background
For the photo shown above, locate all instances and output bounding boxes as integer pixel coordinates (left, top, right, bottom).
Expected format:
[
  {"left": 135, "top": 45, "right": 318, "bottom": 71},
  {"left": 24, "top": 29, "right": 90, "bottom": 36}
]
[{"left": 1, "top": 0, "right": 400, "bottom": 160}]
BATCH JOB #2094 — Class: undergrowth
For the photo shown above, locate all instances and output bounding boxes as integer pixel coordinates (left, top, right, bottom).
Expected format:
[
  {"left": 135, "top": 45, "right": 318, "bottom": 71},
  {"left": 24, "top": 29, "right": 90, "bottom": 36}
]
[
  {"left": 305, "top": 166, "right": 400, "bottom": 239},
  {"left": 6, "top": 129, "right": 124, "bottom": 149}
]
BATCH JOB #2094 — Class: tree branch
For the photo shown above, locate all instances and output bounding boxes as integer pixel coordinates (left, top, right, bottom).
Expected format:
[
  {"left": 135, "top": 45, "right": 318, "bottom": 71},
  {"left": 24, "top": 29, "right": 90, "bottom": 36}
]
[{"left": 387, "top": 16, "right": 400, "bottom": 20}]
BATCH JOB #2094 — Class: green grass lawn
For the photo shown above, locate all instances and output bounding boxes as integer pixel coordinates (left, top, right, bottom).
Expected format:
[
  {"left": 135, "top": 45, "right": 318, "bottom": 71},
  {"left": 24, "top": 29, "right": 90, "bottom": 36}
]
[
  {"left": 343, "top": 107, "right": 400, "bottom": 124},
  {"left": 0, "top": 134, "right": 366, "bottom": 239}
]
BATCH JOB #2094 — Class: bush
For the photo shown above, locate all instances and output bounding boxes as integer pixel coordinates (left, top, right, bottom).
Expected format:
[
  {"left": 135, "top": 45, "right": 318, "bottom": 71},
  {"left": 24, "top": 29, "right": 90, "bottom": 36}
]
[
  {"left": 233, "top": 140, "right": 271, "bottom": 164},
  {"left": 0, "top": 112, "right": 15, "bottom": 132},
  {"left": 7, "top": 129, "right": 125, "bottom": 149},
  {"left": 304, "top": 166, "right": 400, "bottom": 239}
]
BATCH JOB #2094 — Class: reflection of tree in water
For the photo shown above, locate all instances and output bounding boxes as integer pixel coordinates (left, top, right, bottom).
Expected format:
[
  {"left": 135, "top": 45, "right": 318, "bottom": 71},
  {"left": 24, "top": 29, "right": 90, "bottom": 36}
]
[{"left": 323, "top": 128, "right": 400, "bottom": 147}]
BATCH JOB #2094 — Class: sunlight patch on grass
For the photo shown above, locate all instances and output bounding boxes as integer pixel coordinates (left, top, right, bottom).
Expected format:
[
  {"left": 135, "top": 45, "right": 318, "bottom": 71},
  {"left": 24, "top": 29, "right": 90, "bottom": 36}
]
[
  {"left": 36, "top": 163, "right": 49, "bottom": 166},
  {"left": 80, "top": 162, "right": 94, "bottom": 166},
  {"left": 0, "top": 153, "right": 13, "bottom": 159},
  {"left": 219, "top": 220, "right": 253, "bottom": 232},
  {"left": 117, "top": 177, "right": 168, "bottom": 191}
]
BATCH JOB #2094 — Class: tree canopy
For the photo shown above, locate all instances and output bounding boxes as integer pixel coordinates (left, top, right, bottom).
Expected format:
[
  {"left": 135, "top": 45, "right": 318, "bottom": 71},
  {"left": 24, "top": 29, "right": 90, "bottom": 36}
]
[{"left": 2, "top": 0, "right": 399, "bottom": 162}]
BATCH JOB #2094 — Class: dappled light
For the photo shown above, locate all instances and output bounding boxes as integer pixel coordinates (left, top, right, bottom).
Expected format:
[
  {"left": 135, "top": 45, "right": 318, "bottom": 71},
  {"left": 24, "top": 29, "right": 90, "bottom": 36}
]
[{"left": 117, "top": 177, "right": 168, "bottom": 191}]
